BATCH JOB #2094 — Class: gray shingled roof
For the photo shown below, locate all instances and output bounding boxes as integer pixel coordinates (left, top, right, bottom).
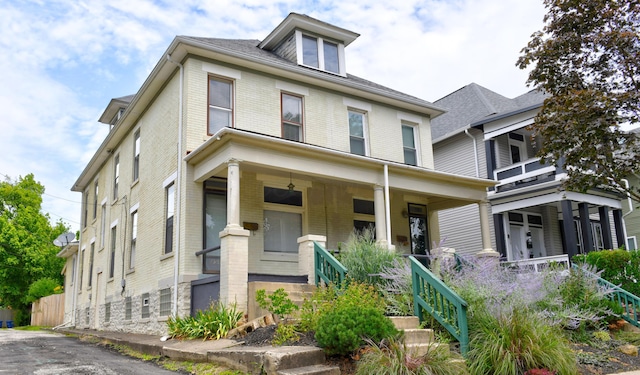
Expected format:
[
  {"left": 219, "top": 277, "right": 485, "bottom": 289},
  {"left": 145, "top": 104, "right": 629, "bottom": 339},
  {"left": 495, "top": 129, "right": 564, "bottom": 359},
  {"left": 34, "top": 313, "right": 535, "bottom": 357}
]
[
  {"left": 431, "top": 83, "right": 548, "bottom": 142},
  {"left": 180, "top": 37, "right": 438, "bottom": 109}
]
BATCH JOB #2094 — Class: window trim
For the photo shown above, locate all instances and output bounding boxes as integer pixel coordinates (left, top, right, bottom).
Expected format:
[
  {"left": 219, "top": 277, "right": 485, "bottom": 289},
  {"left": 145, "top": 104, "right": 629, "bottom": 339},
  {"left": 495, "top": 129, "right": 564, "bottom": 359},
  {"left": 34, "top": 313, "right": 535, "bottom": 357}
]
[
  {"left": 164, "top": 182, "right": 176, "bottom": 255},
  {"left": 207, "top": 75, "right": 234, "bottom": 135},
  {"left": 129, "top": 209, "right": 138, "bottom": 270},
  {"left": 262, "top": 185, "right": 306, "bottom": 258},
  {"left": 295, "top": 31, "right": 346, "bottom": 75},
  {"left": 281, "top": 92, "right": 304, "bottom": 142},
  {"left": 109, "top": 224, "right": 117, "bottom": 279},
  {"left": 93, "top": 180, "right": 99, "bottom": 220},
  {"left": 113, "top": 154, "right": 120, "bottom": 201},
  {"left": 133, "top": 130, "right": 140, "bottom": 182},
  {"left": 401, "top": 122, "right": 420, "bottom": 166}
]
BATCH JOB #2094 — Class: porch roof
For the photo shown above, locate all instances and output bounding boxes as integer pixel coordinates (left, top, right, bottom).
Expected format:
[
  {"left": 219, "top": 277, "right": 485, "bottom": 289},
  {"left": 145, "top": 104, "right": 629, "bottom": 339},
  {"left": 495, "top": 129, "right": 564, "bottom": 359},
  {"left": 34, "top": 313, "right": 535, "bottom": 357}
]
[{"left": 185, "top": 128, "right": 496, "bottom": 211}]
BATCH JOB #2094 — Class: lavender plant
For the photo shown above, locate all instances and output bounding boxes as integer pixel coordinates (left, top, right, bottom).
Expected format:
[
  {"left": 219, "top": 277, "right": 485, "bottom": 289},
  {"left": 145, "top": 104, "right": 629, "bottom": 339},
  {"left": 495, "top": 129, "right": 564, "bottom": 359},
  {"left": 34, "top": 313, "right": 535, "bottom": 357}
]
[{"left": 376, "top": 258, "right": 414, "bottom": 316}]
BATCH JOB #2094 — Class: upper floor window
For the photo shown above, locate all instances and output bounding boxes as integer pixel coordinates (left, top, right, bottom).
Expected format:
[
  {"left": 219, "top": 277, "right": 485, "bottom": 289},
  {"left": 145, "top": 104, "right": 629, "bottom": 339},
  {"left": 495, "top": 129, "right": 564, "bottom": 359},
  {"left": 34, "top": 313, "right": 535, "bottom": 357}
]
[
  {"left": 88, "top": 242, "right": 95, "bottom": 287},
  {"left": 129, "top": 210, "right": 138, "bottom": 269},
  {"left": 282, "top": 93, "right": 303, "bottom": 142},
  {"left": 208, "top": 76, "right": 233, "bottom": 135},
  {"left": 93, "top": 180, "right": 98, "bottom": 220},
  {"left": 508, "top": 132, "right": 526, "bottom": 164},
  {"left": 298, "top": 32, "right": 342, "bottom": 74},
  {"left": 164, "top": 183, "right": 175, "bottom": 254},
  {"left": 83, "top": 190, "right": 89, "bottom": 228},
  {"left": 133, "top": 130, "right": 140, "bottom": 182},
  {"left": 109, "top": 225, "right": 117, "bottom": 279},
  {"left": 348, "top": 110, "right": 367, "bottom": 156},
  {"left": 113, "top": 155, "right": 120, "bottom": 200},
  {"left": 402, "top": 123, "right": 419, "bottom": 166}
]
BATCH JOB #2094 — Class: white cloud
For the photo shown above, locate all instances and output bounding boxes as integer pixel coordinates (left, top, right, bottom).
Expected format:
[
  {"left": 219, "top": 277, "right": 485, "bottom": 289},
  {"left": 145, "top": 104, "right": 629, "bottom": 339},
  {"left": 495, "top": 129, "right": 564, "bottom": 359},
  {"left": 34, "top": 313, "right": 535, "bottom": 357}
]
[{"left": 0, "top": 0, "right": 547, "bottom": 231}]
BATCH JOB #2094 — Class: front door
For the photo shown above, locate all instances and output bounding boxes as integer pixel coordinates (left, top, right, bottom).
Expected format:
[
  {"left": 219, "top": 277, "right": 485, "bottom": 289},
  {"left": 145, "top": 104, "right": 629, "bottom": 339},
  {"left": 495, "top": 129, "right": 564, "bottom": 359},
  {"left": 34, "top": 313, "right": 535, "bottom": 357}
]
[
  {"left": 204, "top": 179, "right": 227, "bottom": 274},
  {"left": 408, "top": 203, "right": 429, "bottom": 265},
  {"left": 506, "top": 211, "right": 546, "bottom": 261}
]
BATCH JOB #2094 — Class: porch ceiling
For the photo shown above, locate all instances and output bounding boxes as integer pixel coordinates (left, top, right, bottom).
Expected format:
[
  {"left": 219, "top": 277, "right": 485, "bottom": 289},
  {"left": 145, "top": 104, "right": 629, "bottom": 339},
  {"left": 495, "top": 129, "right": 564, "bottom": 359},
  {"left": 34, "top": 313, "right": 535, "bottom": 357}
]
[{"left": 185, "top": 129, "right": 495, "bottom": 209}]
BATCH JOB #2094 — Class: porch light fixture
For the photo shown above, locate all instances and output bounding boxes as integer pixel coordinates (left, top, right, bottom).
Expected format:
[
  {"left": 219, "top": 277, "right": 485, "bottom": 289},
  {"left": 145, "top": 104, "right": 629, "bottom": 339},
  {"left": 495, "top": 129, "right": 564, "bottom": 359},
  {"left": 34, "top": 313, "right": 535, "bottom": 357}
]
[{"left": 288, "top": 173, "right": 295, "bottom": 192}]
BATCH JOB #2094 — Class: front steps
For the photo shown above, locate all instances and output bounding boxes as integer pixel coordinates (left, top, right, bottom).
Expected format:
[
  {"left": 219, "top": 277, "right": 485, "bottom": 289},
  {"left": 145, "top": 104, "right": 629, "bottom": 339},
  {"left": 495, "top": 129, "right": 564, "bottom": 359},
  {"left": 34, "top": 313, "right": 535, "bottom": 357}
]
[{"left": 390, "top": 316, "right": 450, "bottom": 356}]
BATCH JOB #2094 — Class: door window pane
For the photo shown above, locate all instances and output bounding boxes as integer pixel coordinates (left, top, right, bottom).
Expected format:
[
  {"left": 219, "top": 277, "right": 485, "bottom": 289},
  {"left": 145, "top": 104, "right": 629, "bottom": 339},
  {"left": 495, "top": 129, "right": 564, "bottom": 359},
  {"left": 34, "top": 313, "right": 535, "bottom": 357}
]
[{"left": 264, "top": 210, "right": 301, "bottom": 253}]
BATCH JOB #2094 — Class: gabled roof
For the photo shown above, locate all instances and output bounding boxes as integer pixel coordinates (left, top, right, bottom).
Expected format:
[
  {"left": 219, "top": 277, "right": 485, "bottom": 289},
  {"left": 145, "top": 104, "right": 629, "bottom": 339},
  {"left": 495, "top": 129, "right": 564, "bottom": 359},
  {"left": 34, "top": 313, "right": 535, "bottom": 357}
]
[
  {"left": 431, "top": 83, "right": 548, "bottom": 142},
  {"left": 98, "top": 95, "right": 134, "bottom": 124}
]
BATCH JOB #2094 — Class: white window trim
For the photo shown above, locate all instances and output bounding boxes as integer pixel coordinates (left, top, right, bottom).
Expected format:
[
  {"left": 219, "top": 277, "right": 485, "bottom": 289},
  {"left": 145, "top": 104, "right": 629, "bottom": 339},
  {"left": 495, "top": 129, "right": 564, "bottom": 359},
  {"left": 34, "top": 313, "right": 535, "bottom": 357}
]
[
  {"left": 129, "top": 202, "right": 140, "bottom": 214},
  {"left": 348, "top": 109, "right": 369, "bottom": 156},
  {"left": 294, "top": 30, "right": 346, "bottom": 76},
  {"left": 343, "top": 98, "right": 371, "bottom": 112},
  {"left": 202, "top": 62, "right": 242, "bottom": 79},
  {"left": 401, "top": 122, "right": 421, "bottom": 167},
  {"left": 110, "top": 219, "right": 119, "bottom": 229},
  {"left": 508, "top": 132, "right": 527, "bottom": 164},
  {"left": 163, "top": 171, "right": 177, "bottom": 188},
  {"left": 276, "top": 80, "right": 309, "bottom": 97}
]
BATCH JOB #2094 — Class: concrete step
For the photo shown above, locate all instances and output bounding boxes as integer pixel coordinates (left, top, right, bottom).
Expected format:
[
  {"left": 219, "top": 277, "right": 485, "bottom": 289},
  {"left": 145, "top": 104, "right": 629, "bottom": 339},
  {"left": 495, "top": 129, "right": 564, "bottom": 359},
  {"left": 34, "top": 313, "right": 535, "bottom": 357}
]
[
  {"left": 402, "top": 342, "right": 450, "bottom": 357},
  {"left": 389, "top": 316, "right": 420, "bottom": 330},
  {"left": 208, "top": 345, "right": 326, "bottom": 375},
  {"left": 277, "top": 364, "right": 341, "bottom": 375},
  {"left": 402, "top": 328, "right": 435, "bottom": 345}
]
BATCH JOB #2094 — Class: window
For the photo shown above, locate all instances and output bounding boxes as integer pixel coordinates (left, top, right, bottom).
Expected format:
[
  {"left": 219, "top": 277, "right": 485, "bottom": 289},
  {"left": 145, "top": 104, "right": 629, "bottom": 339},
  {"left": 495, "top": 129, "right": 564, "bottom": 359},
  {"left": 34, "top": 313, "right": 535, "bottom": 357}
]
[
  {"left": 348, "top": 110, "right": 367, "bottom": 156},
  {"left": 402, "top": 123, "right": 418, "bottom": 166},
  {"left": 125, "top": 297, "right": 132, "bottom": 320},
  {"left": 203, "top": 179, "right": 227, "bottom": 274},
  {"left": 79, "top": 248, "right": 85, "bottom": 290},
  {"left": 281, "top": 93, "right": 303, "bottom": 142},
  {"left": 263, "top": 186, "right": 303, "bottom": 254},
  {"left": 628, "top": 236, "right": 638, "bottom": 251},
  {"left": 83, "top": 190, "right": 89, "bottom": 228},
  {"left": 88, "top": 242, "right": 95, "bottom": 287},
  {"left": 109, "top": 226, "right": 116, "bottom": 279},
  {"left": 85, "top": 307, "right": 90, "bottom": 325},
  {"left": 105, "top": 302, "right": 111, "bottom": 323},
  {"left": 100, "top": 204, "right": 106, "bottom": 248},
  {"left": 353, "top": 199, "right": 375, "bottom": 236},
  {"left": 93, "top": 180, "right": 98, "bottom": 220},
  {"left": 353, "top": 199, "right": 375, "bottom": 215},
  {"left": 141, "top": 293, "right": 150, "bottom": 319},
  {"left": 113, "top": 155, "right": 120, "bottom": 200},
  {"left": 159, "top": 288, "right": 172, "bottom": 317},
  {"left": 208, "top": 77, "right": 233, "bottom": 135},
  {"left": 299, "top": 33, "right": 341, "bottom": 74},
  {"left": 70, "top": 254, "right": 76, "bottom": 286},
  {"left": 129, "top": 210, "right": 138, "bottom": 269},
  {"left": 133, "top": 130, "right": 140, "bottom": 181},
  {"left": 508, "top": 132, "right": 526, "bottom": 164},
  {"left": 165, "top": 183, "right": 175, "bottom": 254}
]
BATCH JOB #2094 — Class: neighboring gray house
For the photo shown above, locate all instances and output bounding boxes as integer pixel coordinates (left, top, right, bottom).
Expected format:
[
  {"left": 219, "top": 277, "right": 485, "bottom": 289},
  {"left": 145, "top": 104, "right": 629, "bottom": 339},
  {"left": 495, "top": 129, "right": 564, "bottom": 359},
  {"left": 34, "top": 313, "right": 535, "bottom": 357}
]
[{"left": 431, "top": 83, "right": 627, "bottom": 264}]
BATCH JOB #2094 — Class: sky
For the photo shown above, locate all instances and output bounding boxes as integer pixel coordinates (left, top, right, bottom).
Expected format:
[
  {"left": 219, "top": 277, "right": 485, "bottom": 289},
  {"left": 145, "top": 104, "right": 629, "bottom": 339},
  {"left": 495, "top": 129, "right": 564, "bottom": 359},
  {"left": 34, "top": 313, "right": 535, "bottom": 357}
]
[{"left": 0, "top": 0, "right": 548, "bottom": 232}]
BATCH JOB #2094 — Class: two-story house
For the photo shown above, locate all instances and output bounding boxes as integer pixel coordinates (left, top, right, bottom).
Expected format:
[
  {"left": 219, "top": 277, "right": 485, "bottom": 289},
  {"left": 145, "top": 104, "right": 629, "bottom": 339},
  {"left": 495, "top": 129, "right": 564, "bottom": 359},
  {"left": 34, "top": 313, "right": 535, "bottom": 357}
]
[
  {"left": 58, "top": 14, "right": 496, "bottom": 334},
  {"left": 431, "top": 83, "right": 627, "bottom": 267}
]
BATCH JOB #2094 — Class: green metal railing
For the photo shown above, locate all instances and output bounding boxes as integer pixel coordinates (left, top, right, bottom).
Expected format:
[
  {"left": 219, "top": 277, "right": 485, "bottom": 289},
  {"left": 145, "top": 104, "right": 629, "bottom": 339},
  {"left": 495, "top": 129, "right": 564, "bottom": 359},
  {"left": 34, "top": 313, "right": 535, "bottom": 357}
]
[
  {"left": 572, "top": 264, "right": 640, "bottom": 328},
  {"left": 314, "top": 242, "right": 347, "bottom": 287},
  {"left": 410, "top": 256, "right": 469, "bottom": 355}
]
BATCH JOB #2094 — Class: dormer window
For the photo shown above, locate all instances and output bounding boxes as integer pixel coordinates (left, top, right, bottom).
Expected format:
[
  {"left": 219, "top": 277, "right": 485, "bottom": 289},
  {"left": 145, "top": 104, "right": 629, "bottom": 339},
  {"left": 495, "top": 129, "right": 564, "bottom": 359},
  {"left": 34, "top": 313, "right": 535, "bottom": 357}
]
[{"left": 296, "top": 31, "right": 344, "bottom": 75}]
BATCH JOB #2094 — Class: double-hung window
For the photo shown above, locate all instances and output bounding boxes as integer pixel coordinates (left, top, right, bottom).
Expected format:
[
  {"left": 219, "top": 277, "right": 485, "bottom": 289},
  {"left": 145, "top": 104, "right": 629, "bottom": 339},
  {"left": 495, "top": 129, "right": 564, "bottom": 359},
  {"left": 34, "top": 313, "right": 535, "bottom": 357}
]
[
  {"left": 130, "top": 210, "right": 138, "bottom": 269},
  {"left": 208, "top": 77, "right": 233, "bottom": 135},
  {"left": 88, "top": 242, "right": 94, "bottom": 287},
  {"left": 113, "top": 155, "right": 120, "bottom": 200},
  {"left": 93, "top": 180, "right": 98, "bottom": 220},
  {"left": 281, "top": 93, "right": 303, "bottom": 142},
  {"left": 164, "top": 183, "right": 175, "bottom": 254},
  {"left": 401, "top": 123, "right": 419, "bottom": 166},
  {"left": 348, "top": 110, "right": 367, "bottom": 156},
  {"left": 133, "top": 130, "right": 140, "bottom": 181},
  {"left": 83, "top": 190, "right": 89, "bottom": 228},
  {"left": 299, "top": 33, "right": 341, "bottom": 74},
  {"left": 109, "top": 225, "right": 116, "bottom": 279}
]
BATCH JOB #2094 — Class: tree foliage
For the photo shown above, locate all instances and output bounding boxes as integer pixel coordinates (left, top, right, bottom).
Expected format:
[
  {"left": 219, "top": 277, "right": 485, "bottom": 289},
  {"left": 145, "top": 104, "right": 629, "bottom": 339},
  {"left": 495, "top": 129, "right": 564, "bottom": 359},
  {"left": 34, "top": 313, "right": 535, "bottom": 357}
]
[
  {"left": 517, "top": 0, "right": 640, "bottom": 203},
  {"left": 0, "top": 174, "right": 68, "bottom": 324}
]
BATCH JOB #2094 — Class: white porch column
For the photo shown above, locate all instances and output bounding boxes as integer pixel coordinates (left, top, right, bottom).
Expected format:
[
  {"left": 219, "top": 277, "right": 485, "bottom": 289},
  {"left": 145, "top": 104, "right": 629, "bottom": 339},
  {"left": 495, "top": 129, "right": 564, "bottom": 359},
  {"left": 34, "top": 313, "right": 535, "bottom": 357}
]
[
  {"left": 374, "top": 185, "right": 389, "bottom": 248},
  {"left": 298, "top": 234, "right": 327, "bottom": 285},
  {"left": 477, "top": 200, "right": 499, "bottom": 258},
  {"left": 219, "top": 159, "right": 250, "bottom": 313}
]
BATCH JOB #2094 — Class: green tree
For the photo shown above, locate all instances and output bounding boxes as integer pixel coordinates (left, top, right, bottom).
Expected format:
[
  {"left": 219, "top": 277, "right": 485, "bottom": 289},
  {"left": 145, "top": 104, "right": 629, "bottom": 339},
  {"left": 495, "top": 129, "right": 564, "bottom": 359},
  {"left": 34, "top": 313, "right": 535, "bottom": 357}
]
[
  {"left": 517, "top": 0, "right": 640, "bottom": 203},
  {"left": 0, "top": 174, "right": 68, "bottom": 325}
]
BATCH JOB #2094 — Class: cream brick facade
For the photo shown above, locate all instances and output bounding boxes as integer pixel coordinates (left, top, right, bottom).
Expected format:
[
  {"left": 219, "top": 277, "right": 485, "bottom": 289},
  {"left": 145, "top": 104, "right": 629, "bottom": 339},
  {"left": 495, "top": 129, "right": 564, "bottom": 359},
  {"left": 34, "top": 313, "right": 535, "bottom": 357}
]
[{"left": 61, "top": 13, "right": 494, "bottom": 334}]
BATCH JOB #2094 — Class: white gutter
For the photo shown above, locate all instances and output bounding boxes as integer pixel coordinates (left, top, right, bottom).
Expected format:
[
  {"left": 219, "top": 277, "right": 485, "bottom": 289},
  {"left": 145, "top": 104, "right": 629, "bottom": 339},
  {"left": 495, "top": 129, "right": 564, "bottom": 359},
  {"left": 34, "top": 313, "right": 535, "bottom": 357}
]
[
  {"left": 384, "top": 165, "right": 392, "bottom": 247},
  {"left": 621, "top": 178, "right": 633, "bottom": 248},
  {"left": 167, "top": 54, "right": 184, "bottom": 317},
  {"left": 464, "top": 129, "right": 480, "bottom": 178}
]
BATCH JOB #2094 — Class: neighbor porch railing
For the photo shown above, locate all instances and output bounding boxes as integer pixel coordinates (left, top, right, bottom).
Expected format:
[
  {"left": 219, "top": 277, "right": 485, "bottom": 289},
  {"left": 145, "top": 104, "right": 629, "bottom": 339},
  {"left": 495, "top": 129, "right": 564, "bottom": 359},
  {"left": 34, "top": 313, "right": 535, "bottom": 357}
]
[
  {"left": 314, "top": 242, "right": 347, "bottom": 287},
  {"left": 502, "top": 254, "right": 570, "bottom": 272},
  {"left": 572, "top": 264, "right": 640, "bottom": 328},
  {"left": 494, "top": 157, "right": 555, "bottom": 187},
  {"left": 410, "top": 256, "right": 469, "bottom": 355}
]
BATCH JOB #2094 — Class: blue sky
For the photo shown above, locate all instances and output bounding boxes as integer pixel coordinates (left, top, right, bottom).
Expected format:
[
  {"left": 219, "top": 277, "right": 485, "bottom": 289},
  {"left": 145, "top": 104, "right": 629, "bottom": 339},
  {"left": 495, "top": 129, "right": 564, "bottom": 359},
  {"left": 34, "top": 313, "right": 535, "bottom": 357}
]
[{"left": 0, "top": 0, "right": 548, "bottom": 232}]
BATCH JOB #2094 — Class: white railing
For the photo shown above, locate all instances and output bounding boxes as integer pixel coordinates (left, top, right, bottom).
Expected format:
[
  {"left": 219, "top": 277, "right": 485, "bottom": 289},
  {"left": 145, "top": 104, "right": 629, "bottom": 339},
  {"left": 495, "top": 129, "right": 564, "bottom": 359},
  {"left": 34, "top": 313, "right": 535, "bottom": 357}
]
[
  {"left": 502, "top": 254, "right": 570, "bottom": 273},
  {"left": 494, "top": 158, "right": 556, "bottom": 186}
]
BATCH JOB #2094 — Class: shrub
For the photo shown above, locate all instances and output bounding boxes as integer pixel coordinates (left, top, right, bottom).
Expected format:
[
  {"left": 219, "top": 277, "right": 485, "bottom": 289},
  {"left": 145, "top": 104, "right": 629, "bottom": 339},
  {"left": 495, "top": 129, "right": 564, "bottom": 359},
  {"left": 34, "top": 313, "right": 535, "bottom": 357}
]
[
  {"left": 575, "top": 249, "right": 640, "bottom": 296},
  {"left": 315, "top": 304, "right": 398, "bottom": 355},
  {"left": 339, "top": 228, "right": 401, "bottom": 287},
  {"left": 272, "top": 323, "right": 300, "bottom": 345},
  {"left": 255, "top": 288, "right": 298, "bottom": 320},
  {"left": 467, "top": 307, "right": 577, "bottom": 375},
  {"left": 26, "top": 277, "right": 63, "bottom": 303},
  {"left": 167, "top": 302, "right": 243, "bottom": 340},
  {"left": 355, "top": 337, "right": 469, "bottom": 375}
]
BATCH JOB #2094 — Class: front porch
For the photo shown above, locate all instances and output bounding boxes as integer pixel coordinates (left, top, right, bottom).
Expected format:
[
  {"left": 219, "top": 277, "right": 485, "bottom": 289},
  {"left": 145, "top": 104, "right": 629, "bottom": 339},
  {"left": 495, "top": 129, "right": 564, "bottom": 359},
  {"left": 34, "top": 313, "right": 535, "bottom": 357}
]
[{"left": 183, "top": 129, "right": 496, "bottom": 313}]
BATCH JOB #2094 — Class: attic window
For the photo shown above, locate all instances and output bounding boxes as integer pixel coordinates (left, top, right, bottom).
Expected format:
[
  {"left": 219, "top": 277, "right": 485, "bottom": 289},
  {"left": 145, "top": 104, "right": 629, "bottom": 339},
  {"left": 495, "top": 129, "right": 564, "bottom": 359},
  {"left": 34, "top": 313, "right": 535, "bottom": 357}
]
[{"left": 297, "top": 31, "right": 344, "bottom": 75}]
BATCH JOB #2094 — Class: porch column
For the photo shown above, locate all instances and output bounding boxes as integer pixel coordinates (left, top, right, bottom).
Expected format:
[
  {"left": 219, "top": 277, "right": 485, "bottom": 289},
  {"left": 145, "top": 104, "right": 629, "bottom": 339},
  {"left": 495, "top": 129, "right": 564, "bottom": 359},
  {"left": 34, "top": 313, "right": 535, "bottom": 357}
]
[
  {"left": 477, "top": 201, "right": 499, "bottom": 258},
  {"left": 219, "top": 159, "right": 250, "bottom": 312},
  {"left": 485, "top": 140, "right": 496, "bottom": 191},
  {"left": 561, "top": 199, "right": 578, "bottom": 260},
  {"left": 298, "top": 235, "right": 326, "bottom": 285},
  {"left": 613, "top": 209, "right": 626, "bottom": 249},
  {"left": 374, "top": 185, "right": 388, "bottom": 248},
  {"left": 579, "top": 202, "right": 594, "bottom": 253},
  {"left": 598, "top": 206, "right": 613, "bottom": 250}
]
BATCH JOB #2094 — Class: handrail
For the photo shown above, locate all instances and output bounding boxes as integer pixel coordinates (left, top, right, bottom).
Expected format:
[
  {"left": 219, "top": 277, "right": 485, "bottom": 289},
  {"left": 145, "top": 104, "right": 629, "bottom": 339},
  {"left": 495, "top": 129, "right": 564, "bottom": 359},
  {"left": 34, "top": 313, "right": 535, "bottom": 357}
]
[
  {"left": 572, "top": 264, "right": 640, "bottom": 328},
  {"left": 313, "top": 242, "right": 347, "bottom": 287},
  {"left": 195, "top": 245, "right": 221, "bottom": 256},
  {"left": 410, "top": 256, "right": 469, "bottom": 355}
]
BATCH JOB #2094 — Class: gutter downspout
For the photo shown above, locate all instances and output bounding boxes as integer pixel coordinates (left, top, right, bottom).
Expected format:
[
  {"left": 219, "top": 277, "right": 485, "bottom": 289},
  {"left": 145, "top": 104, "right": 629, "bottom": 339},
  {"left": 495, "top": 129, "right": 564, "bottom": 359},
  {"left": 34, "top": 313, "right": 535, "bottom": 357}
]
[
  {"left": 464, "top": 128, "right": 480, "bottom": 178},
  {"left": 167, "top": 54, "right": 184, "bottom": 317},
  {"left": 71, "top": 243, "right": 79, "bottom": 326},
  {"left": 384, "top": 164, "right": 392, "bottom": 247},
  {"left": 621, "top": 179, "right": 633, "bottom": 246}
]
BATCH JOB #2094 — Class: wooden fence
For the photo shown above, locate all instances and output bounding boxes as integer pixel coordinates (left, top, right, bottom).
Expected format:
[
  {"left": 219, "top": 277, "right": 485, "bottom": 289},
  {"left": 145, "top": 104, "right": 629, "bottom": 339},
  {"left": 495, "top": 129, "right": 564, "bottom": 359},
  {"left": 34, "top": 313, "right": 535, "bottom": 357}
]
[{"left": 31, "top": 293, "right": 65, "bottom": 327}]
